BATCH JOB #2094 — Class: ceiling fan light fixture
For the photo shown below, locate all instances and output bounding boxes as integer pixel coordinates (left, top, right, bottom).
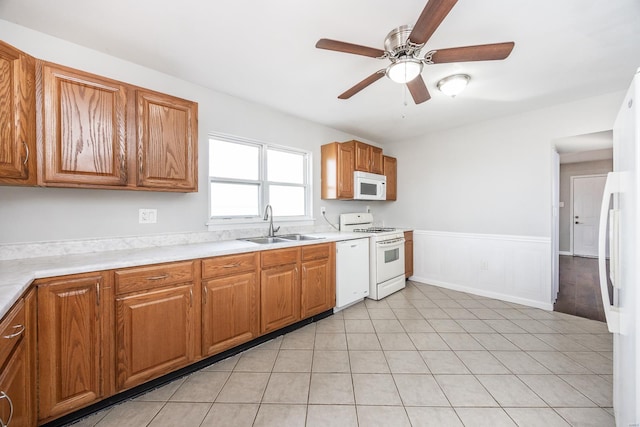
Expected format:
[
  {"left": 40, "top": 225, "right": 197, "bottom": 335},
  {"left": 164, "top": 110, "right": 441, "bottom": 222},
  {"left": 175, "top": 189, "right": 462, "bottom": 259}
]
[
  {"left": 437, "top": 74, "right": 470, "bottom": 97},
  {"left": 386, "top": 57, "right": 423, "bottom": 84}
]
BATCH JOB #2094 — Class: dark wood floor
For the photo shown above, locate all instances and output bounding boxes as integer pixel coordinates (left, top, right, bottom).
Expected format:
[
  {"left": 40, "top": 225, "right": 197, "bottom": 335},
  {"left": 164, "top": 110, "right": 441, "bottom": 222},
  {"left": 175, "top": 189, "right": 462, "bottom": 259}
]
[{"left": 554, "top": 255, "right": 612, "bottom": 322}]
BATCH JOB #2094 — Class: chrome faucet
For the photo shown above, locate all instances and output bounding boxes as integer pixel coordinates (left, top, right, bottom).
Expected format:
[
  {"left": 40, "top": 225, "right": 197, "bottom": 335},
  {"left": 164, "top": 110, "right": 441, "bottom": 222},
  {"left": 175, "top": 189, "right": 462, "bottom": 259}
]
[{"left": 263, "top": 204, "right": 280, "bottom": 237}]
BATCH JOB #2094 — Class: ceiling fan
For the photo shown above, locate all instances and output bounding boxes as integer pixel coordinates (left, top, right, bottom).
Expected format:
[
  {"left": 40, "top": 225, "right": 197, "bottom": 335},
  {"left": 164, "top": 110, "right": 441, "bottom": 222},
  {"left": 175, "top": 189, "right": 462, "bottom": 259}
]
[{"left": 315, "top": 0, "right": 515, "bottom": 104}]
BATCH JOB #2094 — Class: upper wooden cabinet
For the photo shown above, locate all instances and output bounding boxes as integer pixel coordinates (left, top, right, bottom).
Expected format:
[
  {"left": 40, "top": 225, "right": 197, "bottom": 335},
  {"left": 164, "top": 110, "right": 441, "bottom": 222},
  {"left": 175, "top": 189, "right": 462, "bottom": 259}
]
[
  {"left": 0, "top": 41, "right": 36, "bottom": 186},
  {"left": 354, "top": 141, "right": 383, "bottom": 174},
  {"left": 321, "top": 141, "right": 354, "bottom": 199},
  {"left": 322, "top": 140, "right": 396, "bottom": 200},
  {"left": 383, "top": 155, "right": 397, "bottom": 201},
  {"left": 39, "top": 63, "right": 129, "bottom": 187},
  {"left": 36, "top": 59, "right": 198, "bottom": 192},
  {"left": 136, "top": 89, "right": 197, "bottom": 191}
]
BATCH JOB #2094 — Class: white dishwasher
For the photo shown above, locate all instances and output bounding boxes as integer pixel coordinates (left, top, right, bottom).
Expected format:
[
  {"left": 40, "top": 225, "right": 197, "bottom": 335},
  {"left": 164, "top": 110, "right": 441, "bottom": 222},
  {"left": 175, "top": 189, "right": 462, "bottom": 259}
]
[{"left": 335, "top": 237, "right": 370, "bottom": 310}]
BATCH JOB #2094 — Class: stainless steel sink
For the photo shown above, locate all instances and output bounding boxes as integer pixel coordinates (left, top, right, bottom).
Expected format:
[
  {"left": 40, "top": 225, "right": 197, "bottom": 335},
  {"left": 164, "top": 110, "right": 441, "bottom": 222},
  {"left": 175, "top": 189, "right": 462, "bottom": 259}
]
[
  {"left": 241, "top": 236, "right": 289, "bottom": 244},
  {"left": 278, "top": 234, "right": 325, "bottom": 241}
]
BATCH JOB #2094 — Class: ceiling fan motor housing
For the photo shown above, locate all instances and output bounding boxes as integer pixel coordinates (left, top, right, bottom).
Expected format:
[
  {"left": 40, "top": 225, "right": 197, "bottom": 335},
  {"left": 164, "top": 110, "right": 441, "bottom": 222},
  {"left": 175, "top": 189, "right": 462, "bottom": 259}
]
[{"left": 384, "top": 25, "right": 422, "bottom": 60}]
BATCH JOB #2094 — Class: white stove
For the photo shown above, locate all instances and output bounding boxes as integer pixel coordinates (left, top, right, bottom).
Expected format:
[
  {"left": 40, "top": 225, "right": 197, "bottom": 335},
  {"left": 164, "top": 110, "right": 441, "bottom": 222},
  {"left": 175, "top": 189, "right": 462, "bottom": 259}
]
[{"left": 340, "top": 213, "right": 406, "bottom": 300}]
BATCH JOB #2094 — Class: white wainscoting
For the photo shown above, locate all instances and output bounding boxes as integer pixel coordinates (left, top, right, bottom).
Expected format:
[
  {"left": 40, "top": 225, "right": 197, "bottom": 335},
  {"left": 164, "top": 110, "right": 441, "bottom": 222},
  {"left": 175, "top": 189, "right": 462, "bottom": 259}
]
[{"left": 411, "top": 230, "right": 553, "bottom": 310}]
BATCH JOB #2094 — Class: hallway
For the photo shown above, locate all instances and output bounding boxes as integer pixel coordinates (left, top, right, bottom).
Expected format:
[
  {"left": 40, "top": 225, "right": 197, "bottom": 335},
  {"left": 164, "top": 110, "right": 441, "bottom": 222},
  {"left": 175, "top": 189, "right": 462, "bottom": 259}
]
[{"left": 554, "top": 256, "right": 608, "bottom": 322}]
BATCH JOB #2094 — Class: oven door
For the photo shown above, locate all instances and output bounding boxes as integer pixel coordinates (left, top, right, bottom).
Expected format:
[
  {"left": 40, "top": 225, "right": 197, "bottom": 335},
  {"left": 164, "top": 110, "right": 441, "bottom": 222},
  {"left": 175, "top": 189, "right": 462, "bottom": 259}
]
[{"left": 375, "top": 237, "right": 405, "bottom": 283}]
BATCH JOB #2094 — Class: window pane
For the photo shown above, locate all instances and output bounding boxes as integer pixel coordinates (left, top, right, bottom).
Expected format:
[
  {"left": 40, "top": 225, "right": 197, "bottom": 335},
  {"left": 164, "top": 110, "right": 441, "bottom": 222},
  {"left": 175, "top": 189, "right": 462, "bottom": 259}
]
[
  {"left": 267, "top": 149, "right": 304, "bottom": 184},
  {"left": 210, "top": 139, "right": 259, "bottom": 180},
  {"left": 210, "top": 182, "right": 259, "bottom": 217},
  {"left": 268, "top": 185, "right": 305, "bottom": 216}
]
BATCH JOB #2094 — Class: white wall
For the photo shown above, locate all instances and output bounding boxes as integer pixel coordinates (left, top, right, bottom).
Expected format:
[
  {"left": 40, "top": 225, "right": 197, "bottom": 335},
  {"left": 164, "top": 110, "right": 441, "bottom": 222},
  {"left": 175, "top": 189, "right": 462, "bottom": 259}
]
[
  {"left": 379, "top": 91, "right": 623, "bottom": 306},
  {"left": 0, "top": 20, "right": 376, "bottom": 245}
]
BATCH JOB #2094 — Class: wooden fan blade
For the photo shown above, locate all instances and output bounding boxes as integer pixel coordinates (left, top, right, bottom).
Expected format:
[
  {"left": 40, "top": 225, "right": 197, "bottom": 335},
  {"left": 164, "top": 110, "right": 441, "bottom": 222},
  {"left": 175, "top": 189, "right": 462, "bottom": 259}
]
[
  {"left": 338, "top": 71, "right": 386, "bottom": 99},
  {"left": 407, "top": 75, "right": 431, "bottom": 104},
  {"left": 408, "top": 0, "right": 458, "bottom": 45},
  {"left": 430, "top": 42, "right": 515, "bottom": 63},
  {"left": 316, "top": 39, "right": 385, "bottom": 58}
]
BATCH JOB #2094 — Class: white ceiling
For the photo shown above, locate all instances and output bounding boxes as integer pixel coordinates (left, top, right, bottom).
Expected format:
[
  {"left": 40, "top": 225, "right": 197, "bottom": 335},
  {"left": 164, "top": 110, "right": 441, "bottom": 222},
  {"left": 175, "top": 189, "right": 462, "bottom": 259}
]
[{"left": 1, "top": 0, "right": 639, "bottom": 142}]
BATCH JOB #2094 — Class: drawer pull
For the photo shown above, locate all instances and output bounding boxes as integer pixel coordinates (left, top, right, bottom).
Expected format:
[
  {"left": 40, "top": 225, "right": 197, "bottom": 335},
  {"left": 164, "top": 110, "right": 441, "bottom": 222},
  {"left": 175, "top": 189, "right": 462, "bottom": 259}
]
[
  {"left": 147, "top": 274, "right": 170, "bottom": 281},
  {"left": 2, "top": 324, "right": 25, "bottom": 339},
  {"left": 223, "top": 263, "right": 240, "bottom": 268},
  {"left": 0, "top": 391, "right": 14, "bottom": 427}
]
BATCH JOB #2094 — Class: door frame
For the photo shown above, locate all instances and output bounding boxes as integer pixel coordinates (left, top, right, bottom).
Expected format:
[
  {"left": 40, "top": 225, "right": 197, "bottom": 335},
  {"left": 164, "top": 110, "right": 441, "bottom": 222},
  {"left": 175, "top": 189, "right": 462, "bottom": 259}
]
[{"left": 569, "top": 173, "right": 607, "bottom": 257}]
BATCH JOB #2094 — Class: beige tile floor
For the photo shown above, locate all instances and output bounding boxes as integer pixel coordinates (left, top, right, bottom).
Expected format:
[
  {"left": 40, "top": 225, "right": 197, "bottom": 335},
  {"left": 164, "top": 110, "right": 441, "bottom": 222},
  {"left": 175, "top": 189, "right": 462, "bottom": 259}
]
[{"left": 72, "top": 281, "right": 615, "bottom": 427}]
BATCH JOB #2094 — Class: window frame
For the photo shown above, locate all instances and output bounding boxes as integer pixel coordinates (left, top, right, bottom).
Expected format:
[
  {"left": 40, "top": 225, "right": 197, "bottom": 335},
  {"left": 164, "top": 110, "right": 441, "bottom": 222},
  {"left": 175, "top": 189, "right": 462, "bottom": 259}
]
[{"left": 207, "top": 132, "right": 313, "bottom": 228}]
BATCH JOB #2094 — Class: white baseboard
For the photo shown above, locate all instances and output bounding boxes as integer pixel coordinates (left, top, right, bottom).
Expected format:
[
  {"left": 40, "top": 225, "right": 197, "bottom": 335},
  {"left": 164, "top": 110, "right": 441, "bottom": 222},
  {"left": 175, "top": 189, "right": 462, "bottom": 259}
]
[
  {"left": 559, "top": 251, "right": 573, "bottom": 256},
  {"left": 410, "top": 276, "right": 554, "bottom": 311},
  {"left": 413, "top": 230, "right": 553, "bottom": 310}
]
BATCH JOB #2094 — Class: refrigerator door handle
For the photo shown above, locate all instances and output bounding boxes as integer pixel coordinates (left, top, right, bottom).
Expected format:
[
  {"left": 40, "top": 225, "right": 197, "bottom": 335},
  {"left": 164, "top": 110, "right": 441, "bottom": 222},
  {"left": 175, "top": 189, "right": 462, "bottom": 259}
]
[{"left": 598, "top": 171, "right": 621, "bottom": 334}]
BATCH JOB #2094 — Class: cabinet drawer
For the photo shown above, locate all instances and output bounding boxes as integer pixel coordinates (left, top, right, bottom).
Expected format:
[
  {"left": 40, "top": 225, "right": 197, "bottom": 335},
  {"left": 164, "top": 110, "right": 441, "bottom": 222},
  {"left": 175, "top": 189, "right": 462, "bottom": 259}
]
[
  {"left": 302, "top": 243, "right": 331, "bottom": 261},
  {"left": 202, "top": 252, "right": 258, "bottom": 279},
  {"left": 0, "top": 298, "right": 25, "bottom": 369},
  {"left": 115, "top": 261, "right": 194, "bottom": 294},
  {"left": 261, "top": 247, "right": 300, "bottom": 268}
]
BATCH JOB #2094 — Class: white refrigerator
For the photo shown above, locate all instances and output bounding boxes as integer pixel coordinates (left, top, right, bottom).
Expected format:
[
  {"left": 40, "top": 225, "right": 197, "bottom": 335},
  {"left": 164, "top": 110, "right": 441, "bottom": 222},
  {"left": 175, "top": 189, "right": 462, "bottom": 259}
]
[{"left": 599, "top": 68, "right": 640, "bottom": 426}]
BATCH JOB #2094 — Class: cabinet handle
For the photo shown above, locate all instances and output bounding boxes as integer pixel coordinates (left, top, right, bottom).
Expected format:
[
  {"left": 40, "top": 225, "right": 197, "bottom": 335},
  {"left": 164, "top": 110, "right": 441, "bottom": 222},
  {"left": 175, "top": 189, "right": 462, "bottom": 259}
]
[
  {"left": 223, "top": 263, "right": 240, "bottom": 268},
  {"left": 189, "top": 289, "right": 193, "bottom": 307},
  {"left": 2, "top": 324, "right": 25, "bottom": 339},
  {"left": 0, "top": 391, "right": 14, "bottom": 427},
  {"left": 96, "top": 282, "right": 100, "bottom": 306},
  {"left": 22, "top": 141, "right": 29, "bottom": 165},
  {"left": 203, "top": 286, "right": 208, "bottom": 304},
  {"left": 147, "top": 274, "right": 169, "bottom": 281}
]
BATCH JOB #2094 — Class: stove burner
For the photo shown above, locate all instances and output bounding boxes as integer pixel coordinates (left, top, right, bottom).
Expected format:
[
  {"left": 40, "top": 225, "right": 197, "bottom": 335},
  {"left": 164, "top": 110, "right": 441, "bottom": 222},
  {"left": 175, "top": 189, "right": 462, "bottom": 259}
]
[{"left": 353, "top": 227, "right": 397, "bottom": 233}]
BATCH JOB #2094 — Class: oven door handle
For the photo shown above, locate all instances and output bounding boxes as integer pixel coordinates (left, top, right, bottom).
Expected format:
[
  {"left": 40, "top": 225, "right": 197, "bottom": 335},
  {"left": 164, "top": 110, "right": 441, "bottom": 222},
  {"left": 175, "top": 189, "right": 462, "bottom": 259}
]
[{"left": 376, "top": 238, "right": 405, "bottom": 247}]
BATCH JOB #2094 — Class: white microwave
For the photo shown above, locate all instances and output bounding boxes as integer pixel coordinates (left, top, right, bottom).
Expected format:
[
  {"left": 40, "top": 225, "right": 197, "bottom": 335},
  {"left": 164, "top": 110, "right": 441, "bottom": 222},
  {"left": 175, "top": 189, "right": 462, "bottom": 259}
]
[{"left": 354, "top": 171, "right": 386, "bottom": 200}]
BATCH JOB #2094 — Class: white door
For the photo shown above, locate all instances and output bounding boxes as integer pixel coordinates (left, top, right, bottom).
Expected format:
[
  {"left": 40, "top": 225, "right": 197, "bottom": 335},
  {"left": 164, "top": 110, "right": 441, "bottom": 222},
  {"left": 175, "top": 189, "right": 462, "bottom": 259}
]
[{"left": 573, "top": 175, "right": 607, "bottom": 257}]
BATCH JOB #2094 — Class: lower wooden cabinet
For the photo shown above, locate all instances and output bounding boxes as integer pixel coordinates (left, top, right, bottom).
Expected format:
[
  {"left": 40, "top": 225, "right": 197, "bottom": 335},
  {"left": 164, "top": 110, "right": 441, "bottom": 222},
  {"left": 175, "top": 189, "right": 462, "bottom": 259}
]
[
  {"left": 115, "top": 284, "right": 197, "bottom": 390},
  {"left": 404, "top": 231, "right": 414, "bottom": 278},
  {"left": 301, "top": 243, "right": 335, "bottom": 318},
  {"left": 114, "top": 261, "right": 198, "bottom": 391},
  {"left": 261, "top": 263, "right": 300, "bottom": 334},
  {"left": 36, "top": 272, "right": 113, "bottom": 423},
  {"left": 0, "top": 342, "right": 30, "bottom": 426},
  {"left": 0, "top": 289, "right": 35, "bottom": 427},
  {"left": 5, "top": 242, "right": 336, "bottom": 425}
]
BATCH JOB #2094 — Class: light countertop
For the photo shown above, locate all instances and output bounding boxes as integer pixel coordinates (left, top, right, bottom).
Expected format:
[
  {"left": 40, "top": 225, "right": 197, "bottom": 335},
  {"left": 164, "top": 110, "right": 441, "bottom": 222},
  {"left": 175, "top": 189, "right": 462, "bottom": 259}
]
[{"left": 0, "top": 232, "right": 368, "bottom": 319}]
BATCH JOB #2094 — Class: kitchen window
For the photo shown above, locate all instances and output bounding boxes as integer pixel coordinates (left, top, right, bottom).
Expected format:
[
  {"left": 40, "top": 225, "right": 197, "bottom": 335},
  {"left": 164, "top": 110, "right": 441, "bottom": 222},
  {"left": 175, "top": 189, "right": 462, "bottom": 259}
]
[{"left": 207, "top": 134, "right": 312, "bottom": 227}]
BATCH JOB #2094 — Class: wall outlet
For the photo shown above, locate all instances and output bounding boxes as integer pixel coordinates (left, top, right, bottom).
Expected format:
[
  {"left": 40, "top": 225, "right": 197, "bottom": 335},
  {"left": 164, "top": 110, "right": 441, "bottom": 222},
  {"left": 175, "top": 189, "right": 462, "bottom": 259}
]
[
  {"left": 320, "top": 207, "right": 326, "bottom": 215},
  {"left": 480, "top": 259, "right": 489, "bottom": 271},
  {"left": 139, "top": 209, "right": 157, "bottom": 224},
  {"left": 366, "top": 206, "right": 371, "bottom": 213}
]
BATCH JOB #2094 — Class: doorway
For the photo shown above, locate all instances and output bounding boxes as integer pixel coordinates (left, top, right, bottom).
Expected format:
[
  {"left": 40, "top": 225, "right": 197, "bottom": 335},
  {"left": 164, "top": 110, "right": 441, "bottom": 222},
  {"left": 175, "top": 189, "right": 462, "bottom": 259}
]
[
  {"left": 552, "top": 131, "right": 613, "bottom": 321},
  {"left": 571, "top": 174, "right": 607, "bottom": 257}
]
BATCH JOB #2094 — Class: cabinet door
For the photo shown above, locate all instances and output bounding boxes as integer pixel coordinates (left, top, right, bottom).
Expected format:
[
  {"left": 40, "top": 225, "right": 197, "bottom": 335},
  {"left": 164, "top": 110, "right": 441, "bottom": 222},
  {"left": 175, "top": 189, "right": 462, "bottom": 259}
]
[
  {"left": 354, "top": 141, "right": 370, "bottom": 172},
  {"left": 115, "top": 284, "right": 196, "bottom": 391},
  {"left": 337, "top": 142, "right": 354, "bottom": 198},
  {"left": 260, "top": 264, "right": 300, "bottom": 333},
  {"left": 0, "top": 41, "right": 36, "bottom": 185},
  {"left": 383, "top": 155, "right": 397, "bottom": 201},
  {"left": 202, "top": 272, "right": 258, "bottom": 356},
  {"left": 370, "top": 146, "right": 384, "bottom": 174},
  {"left": 301, "top": 257, "right": 334, "bottom": 318},
  {"left": 136, "top": 89, "right": 197, "bottom": 191},
  {"left": 40, "top": 62, "right": 128, "bottom": 187},
  {"left": 0, "top": 343, "right": 30, "bottom": 427},
  {"left": 37, "top": 272, "right": 110, "bottom": 421}
]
